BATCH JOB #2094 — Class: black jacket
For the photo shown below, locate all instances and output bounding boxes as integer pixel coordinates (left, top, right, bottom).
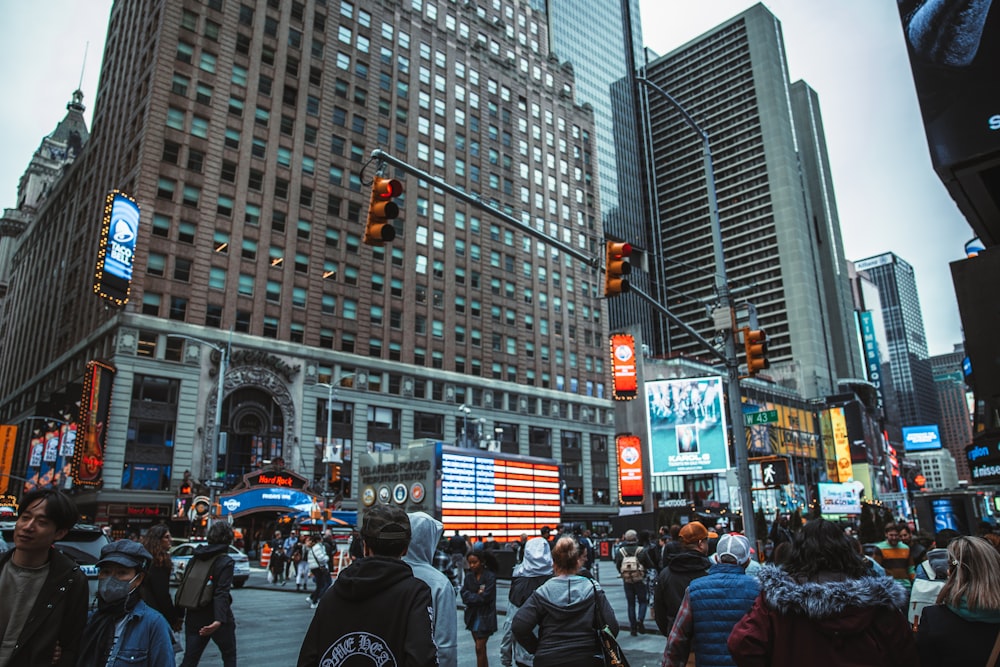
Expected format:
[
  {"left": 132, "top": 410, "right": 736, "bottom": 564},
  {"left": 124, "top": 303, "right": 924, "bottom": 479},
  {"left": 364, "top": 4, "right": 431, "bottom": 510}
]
[
  {"left": 183, "top": 543, "right": 235, "bottom": 627},
  {"left": 917, "top": 604, "right": 1000, "bottom": 666},
  {"left": 140, "top": 561, "right": 181, "bottom": 626},
  {"left": 297, "top": 555, "right": 437, "bottom": 667},
  {"left": 0, "top": 547, "right": 90, "bottom": 666},
  {"left": 653, "top": 549, "right": 711, "bottom": 635}
]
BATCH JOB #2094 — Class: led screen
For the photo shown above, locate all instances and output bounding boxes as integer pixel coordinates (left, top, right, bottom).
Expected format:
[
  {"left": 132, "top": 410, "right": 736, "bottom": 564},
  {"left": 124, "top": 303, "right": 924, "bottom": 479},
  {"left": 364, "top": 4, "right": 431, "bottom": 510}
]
[
  {"left": 616, "top": 434, "right": 644, "bottom": 505},
  {"left": 646, "top": 376, "right": 729, "bottom": 475},
  {"left": 441, "top": 451, "right": 560, "bottom": 539},
  {"left": 93, "top": 190, "right": 140, "bottom": 305},
  {"left": 902, "top": 425, "right": 942, "bottom": 452}
]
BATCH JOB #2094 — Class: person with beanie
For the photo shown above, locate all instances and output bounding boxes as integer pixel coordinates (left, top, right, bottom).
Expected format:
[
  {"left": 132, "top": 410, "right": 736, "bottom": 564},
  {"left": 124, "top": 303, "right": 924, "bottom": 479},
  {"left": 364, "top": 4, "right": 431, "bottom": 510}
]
[{"left": 501, "top": 537, "right": 553, "bottom": 667}]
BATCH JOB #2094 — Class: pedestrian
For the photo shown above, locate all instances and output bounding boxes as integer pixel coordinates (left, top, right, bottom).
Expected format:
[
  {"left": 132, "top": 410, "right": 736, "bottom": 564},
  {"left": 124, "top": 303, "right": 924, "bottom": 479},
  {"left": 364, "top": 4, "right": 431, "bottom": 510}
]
[
  {"left": 614, "top": 528, "right": 650, "bottom": 635},
  {"left": 916, "top": 535, "right": 1000, "bottom": 664},
  {"left": 907, "top": 528, "right": 958, "bottom": 627},
  {"left": 139, "top": 524, "right": 183, "bottom": 645},
  {"left": 501, "top": 537, "right": 553, "bottom": 667},
  {"left": 0, "top": 488, "right": 89, "bottom": 666},
  {"left": 283, "top": 530, "right": 299, "bottom": 580},
  {"left": 511, "top": 536, "right": 619, "bottom": 667},
  {"left": 404, "top": 512, "right": 459, "bottom": 667},
  {"left": 179, "top": 521, "right": 238, "bottom": 667},
  {"left": 899, "top": 525, "right": 928, "bottom": 565},
  {"left": 729, "top": 518, "right": 917, "bottom": 666},
  {"left": 660, "top": 525, "right": 683, "bottom": 568},
  {"left": 462, "top": 550, "right": 498, "bottom": 667},
  {"left": 448, "top": 529, "right": 469, "bottom": 590},
  {"left": 296, "top": 504, "right": 437, "bottom": 667},
  {"left": 77, "top": 539, "right": 174, "bottom": 667},
  {"left": 268, "top": 530, "right": 287, "bottom": 585},
  {"left": 292, "top": 535, "right": 310, "bottom": 591},
  {"left": 661, "top": 533, "right": 760, "bottom": 667},
  {"left": 652, "top": 522, "right": 714, "bottom": 636},
  {"left": 873, "top": 522, "right": 915, "bottom": 590},
  {"left": 305, "top": 533, "right": 331, "bottom": 609}
]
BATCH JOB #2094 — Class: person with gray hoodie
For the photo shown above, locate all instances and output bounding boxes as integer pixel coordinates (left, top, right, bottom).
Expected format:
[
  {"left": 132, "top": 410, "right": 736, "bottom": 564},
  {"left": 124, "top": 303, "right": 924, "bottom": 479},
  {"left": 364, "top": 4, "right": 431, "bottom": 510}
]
[
  {"left": 511, "top": 536, "right": 619, "bottom": 667},
  {"left": 500, "top": 537, "right": 553, "bottom": 667},
  {"left": 404, "top": 512, "right": 459, "bottom": 667}
]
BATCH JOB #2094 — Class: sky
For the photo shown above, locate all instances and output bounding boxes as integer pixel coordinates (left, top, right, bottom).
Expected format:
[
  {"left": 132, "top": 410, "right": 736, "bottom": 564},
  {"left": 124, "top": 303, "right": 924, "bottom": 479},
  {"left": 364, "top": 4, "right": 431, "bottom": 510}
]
[{"left": 0, "top": 1, "right": 968, "bottom": 357}]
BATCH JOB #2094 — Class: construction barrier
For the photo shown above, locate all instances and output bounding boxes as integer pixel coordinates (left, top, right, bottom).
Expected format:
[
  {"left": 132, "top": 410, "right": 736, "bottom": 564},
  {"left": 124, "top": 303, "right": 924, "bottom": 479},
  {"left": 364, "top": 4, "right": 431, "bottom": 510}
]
[{"left": 260, "top": 542, "right": 272, "bottom": 569}]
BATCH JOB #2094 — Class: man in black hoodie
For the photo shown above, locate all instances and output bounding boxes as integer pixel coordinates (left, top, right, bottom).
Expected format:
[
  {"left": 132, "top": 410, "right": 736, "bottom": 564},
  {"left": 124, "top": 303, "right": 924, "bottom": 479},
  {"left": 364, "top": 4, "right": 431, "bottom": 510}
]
[
  {"left": 652, "top": 521, "right": 714, "bottom": 636},
  {"left": 297, "top": 504, "right": 437, "bottom": 667},
  {"left": 180, "top": 521, "right": 237, "bottom": 667}
]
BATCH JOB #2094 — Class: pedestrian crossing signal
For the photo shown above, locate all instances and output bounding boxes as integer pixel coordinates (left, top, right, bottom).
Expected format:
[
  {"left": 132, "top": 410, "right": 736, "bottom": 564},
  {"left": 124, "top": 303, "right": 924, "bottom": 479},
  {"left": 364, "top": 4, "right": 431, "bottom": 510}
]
[{"left": 761, "top": 459, "right": 789, "bottom": 487}]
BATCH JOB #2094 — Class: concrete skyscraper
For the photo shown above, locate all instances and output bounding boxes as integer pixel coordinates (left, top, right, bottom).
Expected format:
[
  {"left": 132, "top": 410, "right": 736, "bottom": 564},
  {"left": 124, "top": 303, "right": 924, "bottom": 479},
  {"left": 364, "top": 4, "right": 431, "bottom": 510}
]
[
  {"left": 641, "top": 4, "right": 862, "bottom": 399},
  {"left": 0, "top": 0, "right": 619, "bottom": 529}
]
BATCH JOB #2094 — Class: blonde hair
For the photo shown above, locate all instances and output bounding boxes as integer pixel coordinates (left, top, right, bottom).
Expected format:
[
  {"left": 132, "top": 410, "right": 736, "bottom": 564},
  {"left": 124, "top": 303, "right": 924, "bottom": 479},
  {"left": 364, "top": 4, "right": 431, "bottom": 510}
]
[{"left": 938, "top": 536, "right": 1000, "bottom": 610}]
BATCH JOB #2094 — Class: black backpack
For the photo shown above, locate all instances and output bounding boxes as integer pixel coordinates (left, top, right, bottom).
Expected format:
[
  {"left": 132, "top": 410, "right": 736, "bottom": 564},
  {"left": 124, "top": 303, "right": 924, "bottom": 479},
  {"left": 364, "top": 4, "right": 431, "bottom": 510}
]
[{"left": 175, "top": 554, "right": 223, "bottom": 610}]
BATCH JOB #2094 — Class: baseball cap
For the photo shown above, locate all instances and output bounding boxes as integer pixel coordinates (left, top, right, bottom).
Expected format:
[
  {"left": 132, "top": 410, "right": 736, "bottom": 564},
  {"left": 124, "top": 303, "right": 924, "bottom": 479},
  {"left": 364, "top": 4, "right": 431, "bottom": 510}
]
[
  {"left": 714, "top": 533, "right": 751, "bottom": 565},
  {"left": 679, "top": 522, "right": 718, "bottom": 544},
  {"left": 96, "top": 539, "right": 152, "bottom": 571},
  {"left": 361, "top": 505, "right": 412, "bottom": 545}
]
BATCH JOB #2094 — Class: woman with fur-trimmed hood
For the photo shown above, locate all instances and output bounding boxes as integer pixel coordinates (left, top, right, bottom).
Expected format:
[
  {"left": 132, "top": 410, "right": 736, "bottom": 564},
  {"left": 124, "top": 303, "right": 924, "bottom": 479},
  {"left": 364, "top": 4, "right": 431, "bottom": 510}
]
[{"left": 729, "top": 518, "right": 917, "bottom": 667}]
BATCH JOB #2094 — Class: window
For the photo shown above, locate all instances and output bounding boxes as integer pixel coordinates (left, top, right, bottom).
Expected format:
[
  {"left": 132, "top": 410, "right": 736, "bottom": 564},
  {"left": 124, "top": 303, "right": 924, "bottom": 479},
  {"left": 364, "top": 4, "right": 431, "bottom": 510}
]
[
  {"left": 238, "top": 274, "right": 254, "bottom": 297},
  {"left": 224, "top": 128, "right": 240, "bottom": 149}
]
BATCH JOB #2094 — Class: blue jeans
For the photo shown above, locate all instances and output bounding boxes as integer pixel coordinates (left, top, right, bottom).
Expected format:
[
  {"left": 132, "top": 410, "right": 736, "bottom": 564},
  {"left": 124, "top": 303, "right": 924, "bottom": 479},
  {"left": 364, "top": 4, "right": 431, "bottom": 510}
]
[
  {"left": 622, "top": 580, "right": 648, "bottom": 628},
  {"left": 179, "top": 619, "right": 237, "bottom": 667},
  {"left": 310, "top": 567, "right": 332, "bottom": 602}
]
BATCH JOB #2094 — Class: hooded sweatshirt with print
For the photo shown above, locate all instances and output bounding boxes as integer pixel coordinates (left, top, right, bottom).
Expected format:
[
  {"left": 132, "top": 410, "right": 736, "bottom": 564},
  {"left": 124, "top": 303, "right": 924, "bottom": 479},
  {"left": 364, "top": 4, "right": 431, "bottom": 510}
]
[
  {"left": 510, "top": 573, "right": 618, "bottom": 667},
  {"left": 500, "top": 537, "right": 553, "bottom": 667},
  {"left": 403, "top": 512, "right": 458, "bottom": 667},
  {"left": 296, "top": 555, "right": 437, "bottom": 667},
  {"left": 917, "top": 601, "right": 1000, "bottom": 666}
]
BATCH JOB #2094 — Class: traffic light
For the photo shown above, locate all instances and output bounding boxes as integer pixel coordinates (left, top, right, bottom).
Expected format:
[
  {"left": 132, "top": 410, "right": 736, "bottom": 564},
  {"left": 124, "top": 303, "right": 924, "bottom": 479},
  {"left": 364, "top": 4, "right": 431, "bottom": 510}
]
[
  {"left": 604, "top": 241, "right": 632, "bottom": 297},
  {"left": 744, "top": 328, "right": 769, "bottom": 375},
  {"left": 364, "top": 176, "right": 402, "bottom": 245}
]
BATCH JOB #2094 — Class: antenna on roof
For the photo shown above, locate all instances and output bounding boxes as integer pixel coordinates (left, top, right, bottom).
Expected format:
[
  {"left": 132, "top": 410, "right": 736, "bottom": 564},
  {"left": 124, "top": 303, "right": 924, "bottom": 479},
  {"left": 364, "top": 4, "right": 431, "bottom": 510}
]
[{"left": 78, "top": 42, "right": 90, "bottom": 90}]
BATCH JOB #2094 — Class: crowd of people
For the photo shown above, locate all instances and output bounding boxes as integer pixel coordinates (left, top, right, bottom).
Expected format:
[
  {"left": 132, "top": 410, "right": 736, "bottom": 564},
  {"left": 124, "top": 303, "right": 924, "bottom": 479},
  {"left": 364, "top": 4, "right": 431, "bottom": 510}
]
[{"left": 6, "top": 490, "right": 1000, "bottom": 667}]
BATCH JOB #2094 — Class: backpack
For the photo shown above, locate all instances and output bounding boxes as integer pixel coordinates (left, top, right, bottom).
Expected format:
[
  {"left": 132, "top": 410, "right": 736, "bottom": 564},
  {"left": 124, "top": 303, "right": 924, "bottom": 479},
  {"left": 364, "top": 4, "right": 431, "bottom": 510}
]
[
  {"left": 175, "top": 553, "right": 223, "bottom": 610},
  {"left": 908, "top": 560, "right": 944, "bottom": 627},
  {"left": 619, "top": 547, "right": 646, "bottom": 583}
]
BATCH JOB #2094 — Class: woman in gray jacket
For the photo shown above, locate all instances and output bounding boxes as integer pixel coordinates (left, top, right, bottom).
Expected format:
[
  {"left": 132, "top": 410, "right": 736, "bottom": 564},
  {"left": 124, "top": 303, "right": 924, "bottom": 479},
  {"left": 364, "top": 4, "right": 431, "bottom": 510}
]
[{"left": 511, "top": 536, "right": 619, "bottom": 667}]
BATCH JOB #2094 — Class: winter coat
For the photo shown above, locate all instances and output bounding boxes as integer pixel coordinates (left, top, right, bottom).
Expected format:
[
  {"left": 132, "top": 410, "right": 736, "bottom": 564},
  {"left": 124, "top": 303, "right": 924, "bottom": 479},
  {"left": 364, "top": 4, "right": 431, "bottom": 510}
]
[
  {"left": 140, "top": 561, "right": 181, "bottom": 627},
  {"left": 0, "top": 547, "right": 89, "bottom": 667},
  {"left": 511, "top": 574, "right": 619, "bottom": 667},
  {"left": 501, "top": 537, "right": 553, "bottom": 667},
  {"left": 917, "top": 602, "right": 1000, "bottom": 666},
  {"left": 687, "top": 562, "right": 760, "bottom": 667},
  {"left": 728, "top": 565, "right": 917, "bottom": 667},
  {"left": 461, "top": 566, "right": 498, "bottom": 635},
  {"left": 182, "top": 543, "right": 235, "bottom": 628},
  {"left": 653, "top": 548, "right": 711, "bottom": 635},
  {"left": 297, "top": 555, "right": 437, "bottom": 667},
  {"left": 402, "top": 512, "right": 458, "bottom": 667}
]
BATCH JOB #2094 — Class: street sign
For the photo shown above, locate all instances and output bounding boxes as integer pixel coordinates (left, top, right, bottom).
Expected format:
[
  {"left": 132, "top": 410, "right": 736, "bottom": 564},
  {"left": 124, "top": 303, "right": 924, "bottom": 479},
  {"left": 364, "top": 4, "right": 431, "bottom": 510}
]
[
  {"left": 204, "top": 480, "right": 225, "bottom": 489},
  {"left": 744, "top": 410, "right": 778, "bottom": 426},
  {"left": 879, "top": 492, "right": 907, "bottom": 503}
]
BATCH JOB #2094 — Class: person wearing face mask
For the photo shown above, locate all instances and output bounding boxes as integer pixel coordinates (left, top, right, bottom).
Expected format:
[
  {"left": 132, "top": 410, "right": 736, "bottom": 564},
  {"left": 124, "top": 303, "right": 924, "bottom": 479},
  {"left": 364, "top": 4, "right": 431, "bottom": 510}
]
[{"left": 77, "top": 539, "right": 174, "bottom": 667}]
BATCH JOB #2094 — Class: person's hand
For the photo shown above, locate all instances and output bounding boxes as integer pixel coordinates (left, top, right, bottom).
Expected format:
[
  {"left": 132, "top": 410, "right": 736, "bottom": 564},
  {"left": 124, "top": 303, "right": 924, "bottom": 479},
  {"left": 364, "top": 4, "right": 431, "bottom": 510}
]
[{"left": 198, "top": 621, "right": 222, "bottom": 637}]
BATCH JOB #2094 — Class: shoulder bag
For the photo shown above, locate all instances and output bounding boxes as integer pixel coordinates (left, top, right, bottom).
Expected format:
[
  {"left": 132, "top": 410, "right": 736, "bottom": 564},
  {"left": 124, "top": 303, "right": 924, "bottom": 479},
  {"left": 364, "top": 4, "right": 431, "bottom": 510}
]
[{"left": 589, "top": 579, "right": 630, "bottom": 667}]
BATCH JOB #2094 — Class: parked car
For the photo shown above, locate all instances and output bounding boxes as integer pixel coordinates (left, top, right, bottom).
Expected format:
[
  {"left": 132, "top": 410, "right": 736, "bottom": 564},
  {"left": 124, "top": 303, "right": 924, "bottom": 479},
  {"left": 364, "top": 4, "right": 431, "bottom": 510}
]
[
  {"left": 169, "top": 542, "right": 250, "bottom": 588},
  {"left": 0, "top": 521, "right": 111, "bottom": 600}
]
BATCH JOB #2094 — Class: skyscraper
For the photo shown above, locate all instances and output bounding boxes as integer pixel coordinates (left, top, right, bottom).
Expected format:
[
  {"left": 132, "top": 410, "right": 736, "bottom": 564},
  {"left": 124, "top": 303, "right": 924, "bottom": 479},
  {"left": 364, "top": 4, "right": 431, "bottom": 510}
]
[
  {"left": 854, "top": 252, "right": 939, "bottom": 432},
  {"left": 930, "top": 345, "right": 973, "bottom": 482},
  {"left": 0, "top": 0, "right": 618, "bottom": 527},
  {"left": 641, "top": 4, "right": 861, "bottom": 399}
]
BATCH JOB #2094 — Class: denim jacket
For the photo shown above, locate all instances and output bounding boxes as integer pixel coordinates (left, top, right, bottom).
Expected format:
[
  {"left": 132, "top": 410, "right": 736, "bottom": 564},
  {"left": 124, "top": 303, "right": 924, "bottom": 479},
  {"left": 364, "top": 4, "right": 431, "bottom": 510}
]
[{"left": 88, "top": 599, "right": 175, "bottom": 667}]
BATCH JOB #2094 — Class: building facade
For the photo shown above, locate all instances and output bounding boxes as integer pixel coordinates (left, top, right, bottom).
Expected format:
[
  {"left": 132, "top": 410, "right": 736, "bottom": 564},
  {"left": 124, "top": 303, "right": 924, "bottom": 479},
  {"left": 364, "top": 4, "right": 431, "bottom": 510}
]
[
  {"left": 0, "top": 0, "right": 621, "bottom": 530},
  {"left": 641, "top": 4, "right": 861, "bottom": 398},
  {"left": 931, "top": 345, "right": 973, "bottom": 483}
]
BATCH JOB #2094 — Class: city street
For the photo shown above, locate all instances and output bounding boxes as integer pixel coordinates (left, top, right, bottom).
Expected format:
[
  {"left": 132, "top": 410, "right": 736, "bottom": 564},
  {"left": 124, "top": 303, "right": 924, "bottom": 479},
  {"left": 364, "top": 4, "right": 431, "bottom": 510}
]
[{"left": 199, "top": 562, "right": 667, "bottom": 666}]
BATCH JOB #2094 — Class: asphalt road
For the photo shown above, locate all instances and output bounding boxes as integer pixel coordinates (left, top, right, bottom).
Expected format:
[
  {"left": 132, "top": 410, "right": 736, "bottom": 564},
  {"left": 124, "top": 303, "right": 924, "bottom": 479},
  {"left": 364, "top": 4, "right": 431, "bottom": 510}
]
[{"left": 189, "top": 560, "right": 666, "bottom": 666}]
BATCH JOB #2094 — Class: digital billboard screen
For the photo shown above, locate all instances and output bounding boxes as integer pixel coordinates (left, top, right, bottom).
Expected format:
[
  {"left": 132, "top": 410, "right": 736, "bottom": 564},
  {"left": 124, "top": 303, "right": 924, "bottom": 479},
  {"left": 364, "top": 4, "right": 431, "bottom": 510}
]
[
  {"left": 902, "top": 425, "right": 942, "bottom": 452},
  {"left": 441, "top": 450, "right": 560, "bottom": 539},
  {"left": 93, "top": 190, "right": 140, "bottom": 306},
  {"left": 645, "top": 376, "right": 728, "bottom": 475},
  {"left": 616, "top": 434, "right": 644, "bottom": 505}
]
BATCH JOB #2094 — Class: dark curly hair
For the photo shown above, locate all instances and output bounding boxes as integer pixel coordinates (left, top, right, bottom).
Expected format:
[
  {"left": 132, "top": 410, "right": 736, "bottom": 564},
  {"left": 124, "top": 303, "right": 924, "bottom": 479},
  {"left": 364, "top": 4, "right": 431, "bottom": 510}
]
[
  {"left": 783, "top": 518, "right": 868, "bottom": 580},
  {"left": 140, "top": 524, "right": 172, "bottom": 569}
]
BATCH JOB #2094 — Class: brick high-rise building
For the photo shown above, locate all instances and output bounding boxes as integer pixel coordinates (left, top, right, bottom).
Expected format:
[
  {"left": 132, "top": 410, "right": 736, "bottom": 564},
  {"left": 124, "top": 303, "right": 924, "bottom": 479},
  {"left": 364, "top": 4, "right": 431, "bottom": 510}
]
[
  {"left": 0, "top": 0, "right": 619, "bottom": 530},
  {"left": 931, "top": 345, "right": 973, "bottom": 483}
]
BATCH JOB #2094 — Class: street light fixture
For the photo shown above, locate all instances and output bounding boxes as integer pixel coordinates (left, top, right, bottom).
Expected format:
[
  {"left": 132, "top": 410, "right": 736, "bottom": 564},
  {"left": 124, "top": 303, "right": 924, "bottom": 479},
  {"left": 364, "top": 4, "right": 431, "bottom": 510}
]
[
  {"left": 457, "top": 404, "right": 471, "bottom": 447},
  {"left": 165, "top": 332, "right": 231, "bottom": 526},
  {"left": 315, "top": 373, "right": 356, "bottom": 495}
]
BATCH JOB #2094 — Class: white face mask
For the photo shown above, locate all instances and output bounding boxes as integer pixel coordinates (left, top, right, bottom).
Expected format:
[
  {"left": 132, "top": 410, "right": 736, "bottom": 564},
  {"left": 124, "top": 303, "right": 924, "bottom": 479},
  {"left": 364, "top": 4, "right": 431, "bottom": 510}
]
[{"left": 98, "top": 573, "right": 140, "bottom": 603}]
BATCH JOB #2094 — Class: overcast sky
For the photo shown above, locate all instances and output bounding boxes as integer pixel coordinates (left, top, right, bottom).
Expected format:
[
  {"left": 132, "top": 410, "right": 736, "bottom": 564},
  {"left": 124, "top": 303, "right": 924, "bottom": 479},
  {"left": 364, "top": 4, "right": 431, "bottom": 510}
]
[{"left": 0, "top": 2, "right": 967, "bottom": 356}]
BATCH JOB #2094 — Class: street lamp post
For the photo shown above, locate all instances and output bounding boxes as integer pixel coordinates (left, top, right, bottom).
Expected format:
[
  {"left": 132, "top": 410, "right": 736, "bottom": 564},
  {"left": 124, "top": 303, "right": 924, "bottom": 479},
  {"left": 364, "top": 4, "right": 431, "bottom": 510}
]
[
  {"left": 457, "top": 404, "right": 471, "bottom": 447},
  {"left": 636, "top": 76, "right": 757, "bottom": 547},
  {"left": 166, "top": 333, "right": 231, "bottom": 526},
  {"left": 315, "top": 373, "right": 356, "bottom": 497}
]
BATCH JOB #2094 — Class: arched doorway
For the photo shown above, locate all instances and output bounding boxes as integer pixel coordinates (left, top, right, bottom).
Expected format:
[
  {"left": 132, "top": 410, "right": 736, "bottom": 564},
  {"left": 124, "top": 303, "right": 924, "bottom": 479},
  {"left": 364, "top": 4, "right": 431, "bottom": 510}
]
[{"left": 221, "top": 386, "right": 286, "bottom": 485}]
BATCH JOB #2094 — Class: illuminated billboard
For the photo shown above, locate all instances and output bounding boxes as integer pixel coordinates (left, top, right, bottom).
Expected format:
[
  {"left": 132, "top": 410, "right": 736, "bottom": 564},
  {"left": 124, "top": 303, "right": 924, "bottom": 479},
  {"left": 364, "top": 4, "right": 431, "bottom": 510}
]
[
  {"left": 93, "top": 190, "right": 140, "bottom": 306},
  {"left": 820, "top": 407, "right": 853, "bottom": 483},
  {"left": 902, "top": 425, "right": 942, "bottom": 452},
  {"left": 609, "top": 333, "right": 637, "bottom": 400},
  {"left": 72, "top": 360, "right": 116, "bottom": 488},
  {"left": 616, "top": 434, "right": 644, "bottom": 505},
  {"left": 818, "top": 482, "right": 863, "bottom": 516},
  {"left": 645, "top": 376, "right": 728, "bottom": 475}
]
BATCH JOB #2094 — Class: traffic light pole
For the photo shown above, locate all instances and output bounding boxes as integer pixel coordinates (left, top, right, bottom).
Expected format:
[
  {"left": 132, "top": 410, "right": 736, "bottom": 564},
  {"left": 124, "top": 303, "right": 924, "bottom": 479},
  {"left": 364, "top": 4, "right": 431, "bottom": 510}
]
[{"left": 635, "top": 77, "right": 756, "bottom": 547}]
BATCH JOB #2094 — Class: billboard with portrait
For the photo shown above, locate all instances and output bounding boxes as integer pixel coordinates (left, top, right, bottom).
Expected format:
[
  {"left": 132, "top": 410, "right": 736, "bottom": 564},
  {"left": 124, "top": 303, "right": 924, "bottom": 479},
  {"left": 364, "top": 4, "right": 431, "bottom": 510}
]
[{"left": 645, "top": 376, "right": 728, "bottom": 475}]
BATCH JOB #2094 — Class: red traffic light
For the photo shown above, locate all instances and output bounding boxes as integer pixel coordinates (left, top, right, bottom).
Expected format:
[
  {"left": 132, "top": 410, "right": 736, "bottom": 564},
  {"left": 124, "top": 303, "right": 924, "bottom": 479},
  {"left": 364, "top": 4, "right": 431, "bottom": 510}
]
[
  {"left": 605, "top": 241, "right": 633, "bottom": 297},
  {"left": 365, "top": 176, "right": 403, "bottom": 245}
]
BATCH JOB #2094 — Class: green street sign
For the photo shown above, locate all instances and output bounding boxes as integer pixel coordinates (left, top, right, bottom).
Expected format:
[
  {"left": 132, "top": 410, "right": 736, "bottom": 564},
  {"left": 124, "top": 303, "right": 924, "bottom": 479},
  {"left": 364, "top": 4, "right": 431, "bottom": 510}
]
[{"left": 744, "top": 410, "right": 778, "bottom": 426}]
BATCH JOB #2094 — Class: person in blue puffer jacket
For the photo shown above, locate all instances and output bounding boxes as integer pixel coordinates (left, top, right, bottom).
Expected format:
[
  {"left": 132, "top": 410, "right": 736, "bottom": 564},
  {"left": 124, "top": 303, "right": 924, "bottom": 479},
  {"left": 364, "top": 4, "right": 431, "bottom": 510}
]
[{"left": 662, "top": 533, "right": 760, "bottom": 667}]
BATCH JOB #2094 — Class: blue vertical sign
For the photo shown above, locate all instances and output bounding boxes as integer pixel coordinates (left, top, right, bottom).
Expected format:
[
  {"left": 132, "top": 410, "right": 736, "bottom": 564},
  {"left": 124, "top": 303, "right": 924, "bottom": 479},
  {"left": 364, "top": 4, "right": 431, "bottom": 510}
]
[
  {"left": 93, "top": 190, "right": 140, "bottom": 306},
  {"left": 859, "top": 311, "right": 883, "bottom": 408}
]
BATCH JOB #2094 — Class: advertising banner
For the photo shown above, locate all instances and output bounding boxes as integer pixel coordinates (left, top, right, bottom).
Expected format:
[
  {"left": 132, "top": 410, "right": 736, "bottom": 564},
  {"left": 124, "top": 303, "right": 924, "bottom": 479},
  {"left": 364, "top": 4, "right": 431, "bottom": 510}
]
[
  {"left": 646, "top": 377, "right": 728, "bottom": 475},
  {"left": 0, "top": 426, "right": 15, "bottom": 495},
  {"left": 93, "top": 190, "right": 141, "bottom": 306},
  {"left": 818, "top": 482, "right": 863, "bottom": 516},
  {"left": 616, "top": 434, "right": 644, "bottom": 505},
  {"left": 902, "top": 425, "right": 942, "bottom": 452},
  {"left": 73, "top": 360, "right": 117, "bottom": 488},
  {"left": 610, "top": 334, "right": 638, "bottom": 400}
]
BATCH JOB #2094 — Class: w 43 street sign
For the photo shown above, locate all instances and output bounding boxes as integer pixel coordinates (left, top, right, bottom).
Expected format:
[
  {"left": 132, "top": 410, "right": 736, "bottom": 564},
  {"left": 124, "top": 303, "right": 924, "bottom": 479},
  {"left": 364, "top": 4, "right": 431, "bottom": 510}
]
[{"left": 744, "top": 410, "right": 778, "bottom": 426}]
